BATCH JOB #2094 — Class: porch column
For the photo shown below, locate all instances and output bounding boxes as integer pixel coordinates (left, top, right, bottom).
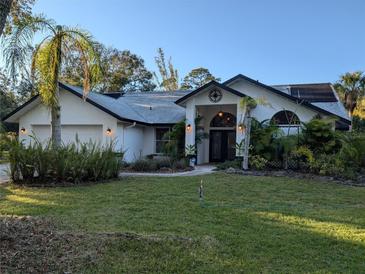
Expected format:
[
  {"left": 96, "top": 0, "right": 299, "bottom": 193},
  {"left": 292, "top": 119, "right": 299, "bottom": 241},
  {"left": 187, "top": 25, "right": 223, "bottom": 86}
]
[
  {"left": 236, "top": 103, "right": 245, "bottom": 157},
  {"left": 185, "top": 100, "right": 196, "bottom": 155}
]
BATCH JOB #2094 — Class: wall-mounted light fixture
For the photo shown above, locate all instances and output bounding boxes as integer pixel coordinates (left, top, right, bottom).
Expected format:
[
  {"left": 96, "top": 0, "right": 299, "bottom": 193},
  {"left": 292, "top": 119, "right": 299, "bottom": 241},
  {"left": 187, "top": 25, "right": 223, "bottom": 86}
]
[
  {"left": 106, "top": 128, "right": 112, "bottom": 135},
  {"left": 238, "top": 124, "right": 245, "bottom": 133},
  {"left": 20, "top": 127, "right": 26, "bottom": 134},
  {"left": 186, "top": 124, "right": 192, "bottom": 132},
  {"left": 218, "top": 110, "right": 224, "bottom": 117}
]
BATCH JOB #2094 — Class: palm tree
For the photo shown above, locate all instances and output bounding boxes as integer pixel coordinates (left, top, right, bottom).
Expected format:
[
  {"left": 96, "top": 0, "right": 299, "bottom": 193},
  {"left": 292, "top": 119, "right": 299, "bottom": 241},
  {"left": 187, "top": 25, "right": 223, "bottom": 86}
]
[
  {"left": 239, "top": 97, "right": 270, "bottom": 170},
  {"left": 335, "top": 71, "right": 365, "bottom": 128},
  {"left": 3, "top": 15, "right": 101, "bottom": 146}
]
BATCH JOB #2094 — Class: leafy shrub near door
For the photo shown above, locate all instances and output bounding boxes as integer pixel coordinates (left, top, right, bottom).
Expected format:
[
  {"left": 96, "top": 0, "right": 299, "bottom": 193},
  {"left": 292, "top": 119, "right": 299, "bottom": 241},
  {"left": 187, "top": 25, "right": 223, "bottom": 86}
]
[
  {"left": 128, "top": 158, "right": 190, "bottom": 172},
  {"left": 7, "top": 138, "right": 121, "bottom": 184}
]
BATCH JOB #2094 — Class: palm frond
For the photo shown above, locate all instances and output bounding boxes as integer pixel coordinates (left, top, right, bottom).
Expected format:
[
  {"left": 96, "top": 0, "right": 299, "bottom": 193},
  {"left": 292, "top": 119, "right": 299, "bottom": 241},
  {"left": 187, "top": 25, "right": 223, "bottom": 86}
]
[{"left": 2, "top": 15, "right": 55, "bottom": 82}]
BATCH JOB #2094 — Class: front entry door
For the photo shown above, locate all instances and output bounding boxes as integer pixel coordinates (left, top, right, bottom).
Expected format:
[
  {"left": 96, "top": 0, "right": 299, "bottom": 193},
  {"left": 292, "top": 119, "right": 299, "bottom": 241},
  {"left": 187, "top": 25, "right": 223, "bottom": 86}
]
[{"left": 209, "top": 130, "right": 236, "bottom": 162}]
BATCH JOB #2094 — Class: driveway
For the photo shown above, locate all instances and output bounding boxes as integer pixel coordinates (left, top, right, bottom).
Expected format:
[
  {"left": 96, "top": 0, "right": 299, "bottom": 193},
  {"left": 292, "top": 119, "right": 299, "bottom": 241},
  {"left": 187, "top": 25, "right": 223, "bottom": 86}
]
[{"left": 0, "top": 163, "right": 10, "bottom": 183}]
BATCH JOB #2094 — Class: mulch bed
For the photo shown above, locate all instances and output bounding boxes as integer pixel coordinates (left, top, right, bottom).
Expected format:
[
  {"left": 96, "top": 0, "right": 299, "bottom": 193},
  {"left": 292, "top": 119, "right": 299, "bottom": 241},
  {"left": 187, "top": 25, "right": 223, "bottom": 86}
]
[{"left": 225, "top": 168, "right": 365, "bottom": 187}]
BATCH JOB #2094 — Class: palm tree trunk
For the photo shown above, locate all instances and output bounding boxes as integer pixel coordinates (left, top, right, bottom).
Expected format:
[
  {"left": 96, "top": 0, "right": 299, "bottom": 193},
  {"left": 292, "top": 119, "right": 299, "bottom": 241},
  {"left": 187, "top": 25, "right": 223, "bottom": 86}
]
[
  {"left": 51, "top": 87, "right": 62, "bottom": 147},
  {"left": 242, "top": 115, "right": 251, "bottom": 170},
  {"left": 0, "top": 0, "right": 12, "bottom": 38}
]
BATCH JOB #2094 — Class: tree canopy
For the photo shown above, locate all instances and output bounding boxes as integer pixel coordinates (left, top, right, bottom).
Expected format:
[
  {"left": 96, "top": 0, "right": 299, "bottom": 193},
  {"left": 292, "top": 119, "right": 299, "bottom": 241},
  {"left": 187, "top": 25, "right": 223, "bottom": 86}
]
[
  {"left": 153, "top": 48, "right": 179, "bottom": 91},
  {"left": 181, "top": 67, "right": 220, "bottom": 90},
  {"left": 61, "top": 43, "right": 156, "bottom": 92},
  {"left": 334, "top": 71, "right": 365, "bottom": 118},
  {"left": 0, "top": 0, "right": 35, "bottom": 37}
]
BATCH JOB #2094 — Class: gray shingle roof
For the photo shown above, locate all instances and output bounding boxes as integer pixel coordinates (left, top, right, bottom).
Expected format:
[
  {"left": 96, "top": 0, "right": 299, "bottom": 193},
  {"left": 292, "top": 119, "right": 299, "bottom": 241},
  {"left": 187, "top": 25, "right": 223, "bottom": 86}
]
[
  {"left": 61, "top": 83, "right": 189, "bottom": 124},
  {"left": 62, "top": 81, "right": 350, "bottom": 125}
]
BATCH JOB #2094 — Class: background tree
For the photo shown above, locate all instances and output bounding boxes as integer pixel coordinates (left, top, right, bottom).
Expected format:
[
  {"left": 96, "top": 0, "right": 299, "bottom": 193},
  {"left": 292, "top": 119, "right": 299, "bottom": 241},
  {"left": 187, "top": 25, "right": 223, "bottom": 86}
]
[
  {"left": 61, "top": 44, "right": 156, "bottom": 92},
  {"left": 154, "top": 48, "right": 179, "bottom": 91},
  {"left": 0, "top": 69, "right": 17, "bottom": 122},
  {"left": 334, "top": 71, "right": 365, "bottom": 127},
  {"left": 3, "top": 16, "right": 101, "bottom": 146},
  {"left": 181, "top": 67, "right": 220, "bottom": 90},
  {"left": 0, "top": 0, "right": 35, "bottom": 37}
]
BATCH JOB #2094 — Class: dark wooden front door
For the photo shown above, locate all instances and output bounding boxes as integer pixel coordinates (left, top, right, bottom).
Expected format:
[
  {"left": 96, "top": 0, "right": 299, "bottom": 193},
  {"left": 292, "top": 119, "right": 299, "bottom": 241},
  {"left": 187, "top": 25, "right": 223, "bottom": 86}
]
[{"left": 209, "top": 130, "right": 236, "bottom": 162}]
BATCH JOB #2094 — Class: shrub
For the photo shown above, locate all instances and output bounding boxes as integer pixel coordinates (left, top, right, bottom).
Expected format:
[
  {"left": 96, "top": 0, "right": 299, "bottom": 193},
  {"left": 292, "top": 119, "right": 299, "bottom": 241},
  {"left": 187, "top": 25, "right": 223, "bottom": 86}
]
[
  {"left": 250, "top": 118, "right": 280, "bottom": 160},
  {"left": 302, "top": 118, "right": 340, "bottom": 154},
  {"left": 290, "top": 146, "right": 314, "bottom": 170},
  {"left": 215, "top": 160, "right": 241, "bottom": 170},
  {"left": 7, "top": 138, "right": 121, "bottom": 184},
  {"left": 309, "top": 154, "right": 347, "bottom": 178},
  {"left": 338, "top": 133, "right": 365, "bottom": 169},
  {"left": 130, "top": 159, "right": 157, "bottom": 172},
  {"left": 172, "top": 158, "right": 189, "bottom": 170},
  {"left": 250, "top": 155, "right": 268, "bottom": 170}
]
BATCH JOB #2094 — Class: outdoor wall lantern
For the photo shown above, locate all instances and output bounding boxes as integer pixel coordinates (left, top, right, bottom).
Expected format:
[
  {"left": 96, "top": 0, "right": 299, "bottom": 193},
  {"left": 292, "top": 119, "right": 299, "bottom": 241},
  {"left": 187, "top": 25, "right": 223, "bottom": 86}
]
[
  {"left": 106, "top": 128, "right": 112, "bottom": 135},
  {"left": 20, "top": 127, "right": 26, "bottom": 134},
  {"left": 238, "top": 124, "right": 245, "bottom": 133},
  {"left": 186, "top": 124, "right": 192, "bottom": 132}
]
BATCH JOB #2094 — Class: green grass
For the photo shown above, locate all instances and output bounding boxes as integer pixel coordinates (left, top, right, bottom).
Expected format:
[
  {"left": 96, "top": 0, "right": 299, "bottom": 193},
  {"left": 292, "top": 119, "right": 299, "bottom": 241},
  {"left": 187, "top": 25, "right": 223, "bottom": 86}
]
[{"left": 1, "top": 173, "right": 365, "bottom": 273}]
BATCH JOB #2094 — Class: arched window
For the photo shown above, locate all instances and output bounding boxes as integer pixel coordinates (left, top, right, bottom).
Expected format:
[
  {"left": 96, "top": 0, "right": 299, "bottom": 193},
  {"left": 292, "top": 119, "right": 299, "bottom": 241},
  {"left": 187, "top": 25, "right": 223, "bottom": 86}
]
[
  {"left": 210, "top": 112, "right": 236, "bottom": 127},
  {"left": 271, "top": 110, "right": 300, "bottom": 125}
]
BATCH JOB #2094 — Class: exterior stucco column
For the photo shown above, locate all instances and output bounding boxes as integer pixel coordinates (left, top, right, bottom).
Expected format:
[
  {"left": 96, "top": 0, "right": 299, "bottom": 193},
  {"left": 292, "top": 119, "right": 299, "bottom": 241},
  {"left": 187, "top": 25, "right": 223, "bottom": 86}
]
[
  {"left": 185, "top": 100, "right": 196, "bottom": 154},
  {"left": 236, "top": 102, "right": 245, "bottom": 157}
]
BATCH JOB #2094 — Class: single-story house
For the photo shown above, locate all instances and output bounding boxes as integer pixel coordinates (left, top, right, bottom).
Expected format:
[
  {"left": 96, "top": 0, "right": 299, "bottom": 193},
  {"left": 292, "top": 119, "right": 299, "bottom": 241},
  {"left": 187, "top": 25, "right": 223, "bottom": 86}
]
[{"left": 3, "top": 74, "right": 350, "bottom": 163}]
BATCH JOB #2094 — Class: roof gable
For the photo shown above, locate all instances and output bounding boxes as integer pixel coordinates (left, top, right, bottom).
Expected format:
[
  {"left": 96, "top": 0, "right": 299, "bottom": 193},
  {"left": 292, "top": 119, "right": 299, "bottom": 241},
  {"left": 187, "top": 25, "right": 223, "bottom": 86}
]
[
  {"left": 175, "top": 80, "right": 246, "bottom": 105},
  {"left": 223, "top": 74, "right": 350, "bottom": 124}
]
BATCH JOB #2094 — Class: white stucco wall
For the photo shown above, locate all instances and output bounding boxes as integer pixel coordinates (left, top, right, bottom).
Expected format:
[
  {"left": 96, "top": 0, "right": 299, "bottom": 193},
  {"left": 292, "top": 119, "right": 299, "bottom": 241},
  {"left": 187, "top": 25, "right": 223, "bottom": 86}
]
[
  {"left": 182, "top": 80, "right": 325, "bottom": 164},
  {"left": 18, "top": 88, "right": 119, "bottom": 146},
  {"left": 227, "top": 79, "right": 319, "bottom": 124},
  {"left": 183, "top": 87, "right": 245, "bottom": 164}
]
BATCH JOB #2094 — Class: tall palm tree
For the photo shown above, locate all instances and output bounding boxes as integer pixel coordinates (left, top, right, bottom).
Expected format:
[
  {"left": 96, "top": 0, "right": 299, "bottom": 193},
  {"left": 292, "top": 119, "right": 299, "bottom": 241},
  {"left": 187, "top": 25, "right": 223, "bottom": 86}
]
[
  {"left": 3, "top": 15, "right": 101, "bottom": 146},
  {"left": 335, "top": 71, "right": 365, "bottom": 127}
]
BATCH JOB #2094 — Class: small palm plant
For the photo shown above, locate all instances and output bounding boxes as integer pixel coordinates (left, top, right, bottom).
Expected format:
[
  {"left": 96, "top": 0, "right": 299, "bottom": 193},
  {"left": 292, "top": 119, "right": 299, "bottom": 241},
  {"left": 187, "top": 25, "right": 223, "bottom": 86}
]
[
  {"left": 234, "top": 140, "right": 244, "bottom": 157},
  {"left": 3, "top": 15, "right": 101, "bottom": 147}
]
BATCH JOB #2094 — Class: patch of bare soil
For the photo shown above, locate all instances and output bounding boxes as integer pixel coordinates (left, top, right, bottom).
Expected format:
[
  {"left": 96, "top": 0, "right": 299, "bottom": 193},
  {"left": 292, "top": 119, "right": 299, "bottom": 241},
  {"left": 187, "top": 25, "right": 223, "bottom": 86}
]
[{"left": 0, "top": 217, "right": 105, "bottom": 274}]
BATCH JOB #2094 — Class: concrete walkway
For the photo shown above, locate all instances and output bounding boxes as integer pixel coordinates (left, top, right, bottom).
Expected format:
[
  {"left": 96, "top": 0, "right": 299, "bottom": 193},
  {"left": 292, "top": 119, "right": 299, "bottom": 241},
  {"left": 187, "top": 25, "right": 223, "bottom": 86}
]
[
  {"left": 119, "top": 165, "right": 216, "bottom": 177},
  {"left": 0, "top": 164, "right": 216, "bottom": 183},
  {"left": 0, "top": 163, "right": 10, "bottom": 183}
]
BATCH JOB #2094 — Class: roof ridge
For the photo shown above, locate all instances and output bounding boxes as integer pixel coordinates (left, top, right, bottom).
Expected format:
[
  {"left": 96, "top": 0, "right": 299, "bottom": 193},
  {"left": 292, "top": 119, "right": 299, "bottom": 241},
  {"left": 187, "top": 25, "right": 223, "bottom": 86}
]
[{"left": 272, "top": 82, "right": 332, "bottom": 87}]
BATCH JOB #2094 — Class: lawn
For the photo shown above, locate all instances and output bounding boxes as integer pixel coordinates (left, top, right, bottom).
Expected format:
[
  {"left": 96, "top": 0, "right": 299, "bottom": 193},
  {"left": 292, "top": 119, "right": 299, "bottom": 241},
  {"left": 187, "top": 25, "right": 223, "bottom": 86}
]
[{"left": 1, "top": 173, "right": 365, "bottom": 273}]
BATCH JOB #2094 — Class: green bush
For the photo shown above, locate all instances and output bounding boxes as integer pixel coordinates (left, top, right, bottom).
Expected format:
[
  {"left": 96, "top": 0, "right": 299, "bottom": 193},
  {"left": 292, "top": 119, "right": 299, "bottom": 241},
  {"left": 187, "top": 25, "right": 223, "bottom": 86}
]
[
  {"left": 339, "top": 133, "right": 365, "bottom": 169},
  {"left": 215, "top": 160, "right": 241, "bottom": 170},
  {"left": 130, "top": 159, "right": 157, "bottom": 172},
  {"left": 7, "top": 138, "right": 121, "bottom": 184},
  {"left": 129, "top": 158, "right": 189, "bottom": 172},
  {"left": 309, "top": 154, "right": 346, "bottom": 177},
  {"left": 250, "top": 118, "right": 280, "bottom": 160},
  {"left": 250, "top": 155, "right": 268, "bottom": 170},
  {"left": 290, "top": 146, "right": 314, "bottom": 170},
  {"left": 172, "top": 158, "right": 189, "bottom": 170},
  {"left": 302, "top": 118, "right": 340, "bottom": 154}
]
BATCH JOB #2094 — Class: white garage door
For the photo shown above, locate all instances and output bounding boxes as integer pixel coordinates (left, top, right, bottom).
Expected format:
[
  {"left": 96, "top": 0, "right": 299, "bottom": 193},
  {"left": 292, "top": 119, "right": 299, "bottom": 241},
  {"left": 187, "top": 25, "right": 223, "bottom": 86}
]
[{"left": 31, "top": 125, "right": 103, "bottom": 144}]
